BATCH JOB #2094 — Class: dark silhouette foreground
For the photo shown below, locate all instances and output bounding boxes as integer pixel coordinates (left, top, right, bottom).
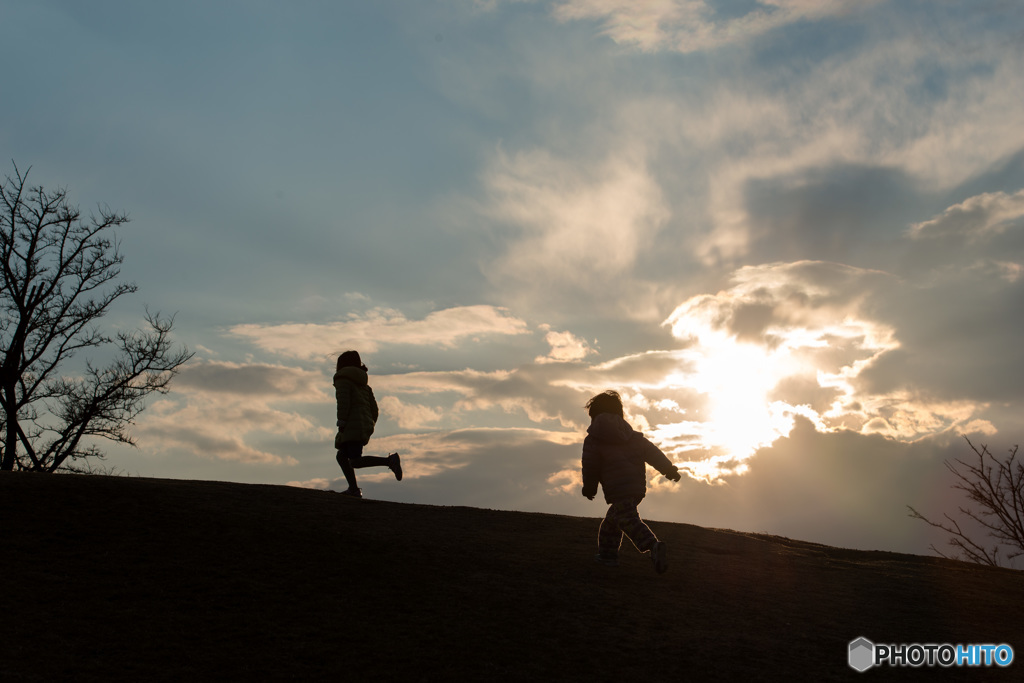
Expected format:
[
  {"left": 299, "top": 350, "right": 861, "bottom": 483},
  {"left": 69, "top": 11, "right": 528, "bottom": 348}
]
[{"left": 2, "top": 473, "right": 1021, "bottom": 681}]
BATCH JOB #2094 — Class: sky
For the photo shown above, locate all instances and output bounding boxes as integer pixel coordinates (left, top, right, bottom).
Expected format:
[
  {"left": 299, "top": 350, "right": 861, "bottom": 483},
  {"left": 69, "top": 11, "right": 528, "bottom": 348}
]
[{"left": 4, "top": 0, "right": 1024, "bottom": 561}]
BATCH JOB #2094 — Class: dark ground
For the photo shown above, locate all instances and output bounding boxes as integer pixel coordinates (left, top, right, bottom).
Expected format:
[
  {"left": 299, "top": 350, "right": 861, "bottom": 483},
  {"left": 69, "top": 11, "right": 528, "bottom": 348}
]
[{"left": 2, "top": 472, "right": 1021, "bottom": 681}]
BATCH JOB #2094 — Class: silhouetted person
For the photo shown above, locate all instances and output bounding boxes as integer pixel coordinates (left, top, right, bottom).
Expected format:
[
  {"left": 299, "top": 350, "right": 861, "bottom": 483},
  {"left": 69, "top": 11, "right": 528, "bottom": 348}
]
[
  {"left": 334, "top": 350, "right": 402, "bottom": 498},
  {"left": 581, "top": 390, "right": 681, "bottom": 573}
]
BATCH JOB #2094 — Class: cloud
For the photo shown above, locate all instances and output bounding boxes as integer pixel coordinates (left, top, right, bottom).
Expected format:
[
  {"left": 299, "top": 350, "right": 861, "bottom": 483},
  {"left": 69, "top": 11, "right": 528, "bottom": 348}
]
[
  {"left": 551, "top": 0, "right": 877, "bottom": 54},
  {"left": 739, "top": 165, "right": 923, "bottom": 268},
  {"left": 665, "top": 261, "right": 898, "bottom": 345},
  {"left": 136, "top": 397, "right": 311, "bottom": 466},
  {"left": 133, "top": 360, "right": 333, "bottom": 466},
  {"left": 378, "top": 395, "right": 445, "bottom": 430},
  {"left": 456, "top": 0, "right": 1024, "bottom": 305},
  {"left": 545, "top": 467, "right": 582, "bottom": 495},
  {"left": 858, "top": 284, "right": 1024, "bottom": 406},
  {"left": 668, "top": 21, "right": 1024, "bottom": 265},
  {"left": 374, "top": 368, "right": 511, "bottom": 397},
  {"left": 377, "top": 365, "right": 588, "bottom": 429},
  {"left": 535, "top": 326, "right": 596, "bottom": 363},
  {"left": 174, "top": 361, "right": 330, "bottom": 402},
  {"left": 287, "top": 477, "right": 333, "bottom": 491},
  {"left": 652, "top": 260, "right": 1000, "bottom": 476},
  {"left": 479, "top": 145, "right": 669, "bottom": 306},
  {"left": 851, "top": 189, "right": 1024, "bottom": 404},
  {"left": 229, "top": 305, "right": 531, "bottom": 360},
  {"left": 909, "top": 189, "right": 1024, "bottom": 241},
  {"left": 374, "top": 350, "right": 705, "bottom": 434}
]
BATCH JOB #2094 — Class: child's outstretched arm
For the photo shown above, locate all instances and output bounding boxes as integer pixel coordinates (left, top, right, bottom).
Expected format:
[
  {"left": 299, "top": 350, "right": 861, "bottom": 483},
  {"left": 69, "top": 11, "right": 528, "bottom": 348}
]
[{"left": 641, "top": 437, "right": 681, "bottom": 481}]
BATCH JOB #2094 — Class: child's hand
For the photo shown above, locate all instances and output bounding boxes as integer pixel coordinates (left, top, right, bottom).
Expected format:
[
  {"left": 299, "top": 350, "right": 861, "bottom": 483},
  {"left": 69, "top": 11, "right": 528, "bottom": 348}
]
[{"left": 667, "top": 469, "right": 682, "bottom": 482}]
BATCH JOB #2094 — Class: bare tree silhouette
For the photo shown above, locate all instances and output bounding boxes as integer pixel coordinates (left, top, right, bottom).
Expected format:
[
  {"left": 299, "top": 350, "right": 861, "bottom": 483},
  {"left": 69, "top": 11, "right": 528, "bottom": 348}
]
[
  {"left": 908, "top": 436, "right": 1024, "bottom": 567},
  {"left": 1, "top": 162, "right": 193, "bottom": 472}
]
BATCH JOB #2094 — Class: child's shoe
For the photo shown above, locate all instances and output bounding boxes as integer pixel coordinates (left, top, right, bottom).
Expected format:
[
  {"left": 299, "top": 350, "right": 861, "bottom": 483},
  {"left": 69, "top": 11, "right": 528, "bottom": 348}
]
[
  {"left": 650, "top": 541, "right": 668, "bottom": 574},
  {"left": 594, "top": 552, "right": 619, "bottom": 567},
  {"left": 388, "top": 452, "right": 403, "bottom": 481},
  {"left": 339, "top": 487, "right": 362, "bottom": 498}
]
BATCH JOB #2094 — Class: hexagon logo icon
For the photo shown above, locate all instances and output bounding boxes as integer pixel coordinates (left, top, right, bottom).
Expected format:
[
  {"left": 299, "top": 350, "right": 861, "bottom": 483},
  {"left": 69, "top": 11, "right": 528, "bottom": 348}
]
[{"left": 849, "top": 637, "right": 874, "bottom": 672}]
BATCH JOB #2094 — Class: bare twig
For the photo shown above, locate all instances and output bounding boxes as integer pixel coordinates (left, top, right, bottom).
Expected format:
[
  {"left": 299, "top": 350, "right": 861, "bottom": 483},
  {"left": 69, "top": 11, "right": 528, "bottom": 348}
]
[{"left": 908, "top": 437, "right": 1024, "bottom": 567}]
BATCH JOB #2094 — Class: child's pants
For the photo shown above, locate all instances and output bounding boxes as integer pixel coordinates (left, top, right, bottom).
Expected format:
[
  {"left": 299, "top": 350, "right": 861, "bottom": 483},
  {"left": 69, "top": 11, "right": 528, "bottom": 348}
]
[{"left": 599, "top": 496, "right": 657, "bottom": 556}]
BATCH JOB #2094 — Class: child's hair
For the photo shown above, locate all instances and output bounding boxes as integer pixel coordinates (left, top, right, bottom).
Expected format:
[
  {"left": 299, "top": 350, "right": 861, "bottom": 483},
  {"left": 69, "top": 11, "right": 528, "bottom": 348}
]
[
  {"left": 586, "top": 390, "right": 623, "bottom": 418},
  {"left": 337, "top": 350, "right": 367, "bottom": 372}
]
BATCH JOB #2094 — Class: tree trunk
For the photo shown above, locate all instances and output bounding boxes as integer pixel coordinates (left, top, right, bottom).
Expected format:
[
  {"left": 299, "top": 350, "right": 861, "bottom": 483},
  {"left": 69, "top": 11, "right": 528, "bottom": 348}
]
[{"left": 1, "top": 396, "right": 16, "bottom": 470}]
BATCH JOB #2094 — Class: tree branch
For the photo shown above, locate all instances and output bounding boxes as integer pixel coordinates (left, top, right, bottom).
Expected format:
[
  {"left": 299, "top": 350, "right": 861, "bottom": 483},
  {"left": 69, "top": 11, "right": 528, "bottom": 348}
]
[
  {"left": 908, "top": 436, "right": 1024, "bottom": 567},
  {"left": 1, "top": 163, "right": 192, "bottom": 472}
]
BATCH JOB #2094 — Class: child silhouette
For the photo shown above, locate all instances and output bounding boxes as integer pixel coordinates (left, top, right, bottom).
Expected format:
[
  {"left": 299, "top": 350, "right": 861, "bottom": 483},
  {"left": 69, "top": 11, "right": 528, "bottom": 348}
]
[
  {"left": 333, "top": 350, "right": 402, "bottom": 497},
  {"left": 581, "top": 390, "right": 681, "bottom": 573}
]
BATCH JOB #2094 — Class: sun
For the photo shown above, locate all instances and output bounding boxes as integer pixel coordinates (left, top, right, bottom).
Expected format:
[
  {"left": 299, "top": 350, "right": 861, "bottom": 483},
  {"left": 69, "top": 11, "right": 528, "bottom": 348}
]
[
  {"left": 651, "top": 317, "right": 897, "bottom": 480},
  {"left": 686, "top": 330, "right": 797, "bottom": 462},
  {"left": 652, "top": 269, "right": 911, "bottom": 481}
]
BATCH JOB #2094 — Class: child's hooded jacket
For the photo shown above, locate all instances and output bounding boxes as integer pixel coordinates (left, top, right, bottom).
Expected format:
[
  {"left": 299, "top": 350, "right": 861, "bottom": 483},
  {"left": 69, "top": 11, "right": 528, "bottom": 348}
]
[
  {"left": 334, "top": 365, "right": 379, "bottom": 447},
  {"left": 582, "top": 413, "right": 679, "bottom": 504}
]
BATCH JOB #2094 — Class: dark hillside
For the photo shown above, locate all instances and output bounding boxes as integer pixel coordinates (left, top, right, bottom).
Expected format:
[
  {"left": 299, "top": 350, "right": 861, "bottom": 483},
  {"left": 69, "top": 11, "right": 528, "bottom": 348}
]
[{"left": 1, "top": 472, "right": 1020, "bottom": 681}]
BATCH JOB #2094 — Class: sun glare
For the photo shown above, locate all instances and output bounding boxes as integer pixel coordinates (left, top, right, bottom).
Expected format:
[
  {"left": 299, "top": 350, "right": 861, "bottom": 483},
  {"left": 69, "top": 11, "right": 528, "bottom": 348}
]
[
  {"left": 645, "top": 302, "right": 908, "bottom": 482},
  {"left": 686, "top": 330, "right": 797, "bottom": 461}
]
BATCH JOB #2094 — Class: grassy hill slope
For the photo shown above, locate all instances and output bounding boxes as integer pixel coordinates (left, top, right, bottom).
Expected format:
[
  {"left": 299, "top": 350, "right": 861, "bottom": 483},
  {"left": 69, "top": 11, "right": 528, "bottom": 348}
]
[{"left": 2, "top": 472, "right": 1021, "bottom": 681}]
